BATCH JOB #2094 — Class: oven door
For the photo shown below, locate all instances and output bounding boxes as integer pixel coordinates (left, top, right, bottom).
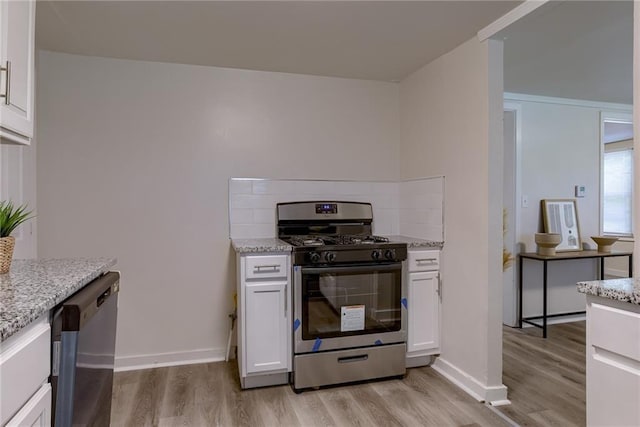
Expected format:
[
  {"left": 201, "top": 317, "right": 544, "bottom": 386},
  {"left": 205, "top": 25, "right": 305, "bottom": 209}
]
[{"left": 293, "top": 263, "right": 406, "bottom": 354}]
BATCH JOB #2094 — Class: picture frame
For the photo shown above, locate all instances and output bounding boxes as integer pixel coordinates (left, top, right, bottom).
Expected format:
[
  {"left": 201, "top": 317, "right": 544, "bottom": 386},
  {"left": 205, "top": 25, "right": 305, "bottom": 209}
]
[{"left": 541, "top": 199, "right": 582, "bottom": 252}]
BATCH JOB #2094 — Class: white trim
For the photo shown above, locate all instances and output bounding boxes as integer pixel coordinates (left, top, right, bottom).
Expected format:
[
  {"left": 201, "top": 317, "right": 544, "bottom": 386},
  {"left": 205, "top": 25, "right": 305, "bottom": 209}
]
[
  {"left": 605, "top": 267, "right": 631, "bottom": 278},
  {"left": 478, "top": 0, "right": 550, "bottom": 42},
  {"left": 114, "top": 347, "right": 226, "bottom": 372},
  {"left": 504, "top": 92, "right": 632, "bottom": 112},
  {"left": 503, "top": 102, "right": 522, "bottom": 327},
  {"left": 432, "top": 357, "right": 508, "bottom": 404},
  {"left": 520, "top": 314, "right": 586, "bottom": 327}
]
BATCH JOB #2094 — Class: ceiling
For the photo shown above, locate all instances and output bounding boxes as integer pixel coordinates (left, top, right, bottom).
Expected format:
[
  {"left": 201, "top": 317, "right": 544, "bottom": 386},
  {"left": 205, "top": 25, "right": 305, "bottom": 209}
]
[
  {"left": 501, "top": 0, "right": 633, "bottom": 105},
  {"left": 35, "top": 1, "right": 521, "bottom": 82},
  {"left": 34, "top": 1, "right": 635, "bottom": 105}
]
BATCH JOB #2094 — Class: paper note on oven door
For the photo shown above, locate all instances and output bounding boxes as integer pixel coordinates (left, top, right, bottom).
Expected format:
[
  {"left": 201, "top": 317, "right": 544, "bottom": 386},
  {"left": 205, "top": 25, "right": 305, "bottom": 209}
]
[{"left": 341, "top": 305, "right": 365, "bottom": 332}]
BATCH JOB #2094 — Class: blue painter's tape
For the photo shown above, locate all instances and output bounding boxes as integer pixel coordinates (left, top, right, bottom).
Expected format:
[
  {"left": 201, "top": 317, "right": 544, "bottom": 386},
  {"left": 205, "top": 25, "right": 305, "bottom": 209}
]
[
  {"left": 374, "top": 340, "right": 383, "bottom": 345},
  {"left": 401, "top": 298, "right": 408, "bottom": 309},
  {"left": 293, "top": 318, "right": 301, "bottom": 332},
  {"left": 312, "top": 337, "right": 322, "bottom": 352},
  {"left": 294, "top": 266, "right": 300, "bottom": 272}
]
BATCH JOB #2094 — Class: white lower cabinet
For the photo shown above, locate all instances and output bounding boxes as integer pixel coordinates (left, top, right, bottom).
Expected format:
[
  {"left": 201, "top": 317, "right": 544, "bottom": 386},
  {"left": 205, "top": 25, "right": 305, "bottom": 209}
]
[
  {"left": 245, "top": 282, "right": 289, "bottom": 373},
  {"left": 0, "top": 315, "right": 51, "bottom": 426},
  {"left": 586, "top": 296, "right": 640, "bottom": 426},
  {"left": 6, "top": 383, "right": 51, "bottom": 427},
  {"left": 406, "top": 249, "right": 441, "bottom": 367},
  {"left": 237, "top": 253, "right": 291, "bottom": 388}
]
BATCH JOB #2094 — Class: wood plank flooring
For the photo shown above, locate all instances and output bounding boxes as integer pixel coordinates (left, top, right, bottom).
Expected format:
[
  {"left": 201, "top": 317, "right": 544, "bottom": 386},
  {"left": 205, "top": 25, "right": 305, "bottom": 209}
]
[
  {"left": 497, "top": 321, "right": 586, "bottom": 426},
  {"left": 111, "top": 321, "right": 587, "bottom": 427},
  {"left": 111, "top": 361, "right": 509, "bottom": 426}
]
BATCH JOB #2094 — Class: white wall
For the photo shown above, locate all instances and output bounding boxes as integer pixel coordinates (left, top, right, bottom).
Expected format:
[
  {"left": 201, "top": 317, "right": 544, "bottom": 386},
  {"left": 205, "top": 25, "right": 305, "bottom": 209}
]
[
  {"left": 36, "top": 51, "right": 400, "bottom": 369},
  {"left": 507, "top": 95, "right": 632, "bottom": 319},
  {"left": 399, "top": 37, "right": 507, "bottom": 403}
]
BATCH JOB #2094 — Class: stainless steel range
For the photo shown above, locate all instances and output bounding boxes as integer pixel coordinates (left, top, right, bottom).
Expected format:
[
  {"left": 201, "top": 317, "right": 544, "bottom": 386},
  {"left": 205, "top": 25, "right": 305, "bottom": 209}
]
[{"left": 277, "top": 201, "right": 407, "bottom": 391}]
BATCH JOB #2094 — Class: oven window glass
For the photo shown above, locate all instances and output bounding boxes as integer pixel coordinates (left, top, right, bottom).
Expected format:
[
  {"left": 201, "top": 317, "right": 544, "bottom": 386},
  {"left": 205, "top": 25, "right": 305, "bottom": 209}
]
[{"left": 301, "top": 265, "right": 401, "bottom": 340}]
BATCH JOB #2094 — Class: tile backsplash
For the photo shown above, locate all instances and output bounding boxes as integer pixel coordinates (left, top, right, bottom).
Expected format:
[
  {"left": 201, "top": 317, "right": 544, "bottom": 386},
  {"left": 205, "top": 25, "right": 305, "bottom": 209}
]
[{"left": 229, "top": 177, "right": 444, "bottom": 241}]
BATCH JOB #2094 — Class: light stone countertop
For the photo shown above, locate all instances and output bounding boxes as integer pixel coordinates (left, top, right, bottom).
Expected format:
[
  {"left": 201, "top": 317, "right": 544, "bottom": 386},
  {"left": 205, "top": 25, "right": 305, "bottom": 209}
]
[
  {"left": 0, "top": 258, "right": 117, "bottom": 342},
  {"left": 231, "top": 236, "right": 442, "bottom": 253},
  {"left": 577, "top": 277, "right": 640, "bottom": 305},
  {"left": 384, "top": 235, "right": 444, "bottom": 249},
  {"left": 231, "top": 238, "right": 293, "bottom": 253}
]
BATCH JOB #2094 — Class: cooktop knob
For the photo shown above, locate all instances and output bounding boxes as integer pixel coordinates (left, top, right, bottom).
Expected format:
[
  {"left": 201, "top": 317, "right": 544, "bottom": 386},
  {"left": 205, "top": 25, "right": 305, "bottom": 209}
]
[
  {"left": 371, "top": 250, "right": 382, "bottom": 260},
  {"left": 384, "top": 249, "right": 396, "bottom": 260},
  {"left": 309, "top": 252, "right": 321, "bottom": 263},
  {"left": 324, "top": 252, "right": 337, "bottom": 263}
]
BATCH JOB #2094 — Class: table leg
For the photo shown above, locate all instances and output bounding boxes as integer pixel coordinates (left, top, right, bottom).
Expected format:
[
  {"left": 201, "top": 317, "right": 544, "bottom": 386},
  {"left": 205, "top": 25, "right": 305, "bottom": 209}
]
[
  {"left": 519, "top": 256, "right": 523, "bottom": 328},
  {"left": 629, "top": 254, "right": 633, "bottom": 278},
  {"left": 600, "top": 257, "right": 605, "bottom": 280},
  {"left": 543, "top": 260, "right": 548, "bottom": 338}
]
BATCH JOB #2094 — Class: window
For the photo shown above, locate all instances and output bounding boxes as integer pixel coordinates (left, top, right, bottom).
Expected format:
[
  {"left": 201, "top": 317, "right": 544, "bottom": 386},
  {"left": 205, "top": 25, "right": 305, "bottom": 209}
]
[
  {"left": 601, "top": 115, "right": 633, "bottom": 237},
  {"left": 602, "top": 141, "right": 633, "bottom": 235}
]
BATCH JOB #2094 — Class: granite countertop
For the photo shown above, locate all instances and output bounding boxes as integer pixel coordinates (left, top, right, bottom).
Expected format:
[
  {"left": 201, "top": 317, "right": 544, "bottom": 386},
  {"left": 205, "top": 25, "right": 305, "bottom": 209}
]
[
  {"left": 577, "top": 277, "right": 640, "bottom": 305},
  {"left": 231, "top": 238, "right": 293, "bottom": 253},
  {"left": 231, "top": 236, "right": 442, "bottom": 253},
  {"left": 0, "top": 258, "right": 117, "bottom": 342},
  {"left": 384, "top": 235, "right": 444, "bottom": 249}
]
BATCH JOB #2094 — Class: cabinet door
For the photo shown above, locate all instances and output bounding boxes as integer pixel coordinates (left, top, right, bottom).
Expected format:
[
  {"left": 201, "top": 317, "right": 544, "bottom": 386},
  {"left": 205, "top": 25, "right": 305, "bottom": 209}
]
[
  {"left": 0, "top": 0, "right": 35, "bottom": 142},
  {"left": 6, "top": 383, "right": 51, "bottom": 427},
  {"left": 245, "top": 282, "right": 289, "bottom": 374},
  {"left": 407, "top": 271, "right": 439, "bottom": 354}
]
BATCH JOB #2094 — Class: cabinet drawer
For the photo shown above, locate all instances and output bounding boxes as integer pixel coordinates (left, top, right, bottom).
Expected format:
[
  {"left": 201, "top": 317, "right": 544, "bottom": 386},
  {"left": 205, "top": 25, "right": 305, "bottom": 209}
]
[
  {"left": 0, "top": 316, "right": 50, "bottom": 425},
  {"left": 245, "top": 255, "right": 288, "bottom": 280},
  {"left": 408, "top": 250, "right": 439, "bottom": 272},
  {"left": 590, "top": 302, "right": 640, "bottom": 362}
]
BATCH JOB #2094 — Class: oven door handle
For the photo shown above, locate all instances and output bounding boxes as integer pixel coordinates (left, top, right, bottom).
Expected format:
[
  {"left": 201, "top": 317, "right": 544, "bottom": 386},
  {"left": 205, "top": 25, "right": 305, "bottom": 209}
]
[{"left": 301, "top": 264, "right": 401, "bottom": 275}]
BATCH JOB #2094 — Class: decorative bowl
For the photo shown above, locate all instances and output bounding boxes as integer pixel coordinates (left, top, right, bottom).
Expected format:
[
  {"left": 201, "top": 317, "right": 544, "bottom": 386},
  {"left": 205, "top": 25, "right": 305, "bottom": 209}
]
[
  {"left": 535, "top": 233, "right": 562, "bottom": 256},
  {"left": 591, "top": 236, "right": 619, "bottom": 253}
]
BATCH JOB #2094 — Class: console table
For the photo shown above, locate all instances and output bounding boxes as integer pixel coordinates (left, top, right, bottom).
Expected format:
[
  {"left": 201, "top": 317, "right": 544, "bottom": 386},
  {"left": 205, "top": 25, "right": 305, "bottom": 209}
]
[{"left": 518, "top": 250, "right": 633, "bottom": 338}]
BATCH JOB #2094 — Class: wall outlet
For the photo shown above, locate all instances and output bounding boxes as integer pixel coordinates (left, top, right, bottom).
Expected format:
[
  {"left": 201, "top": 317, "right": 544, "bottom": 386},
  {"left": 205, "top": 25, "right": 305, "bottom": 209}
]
[{"left": 575, "top": 185, "right": 586, "bottom": 198}]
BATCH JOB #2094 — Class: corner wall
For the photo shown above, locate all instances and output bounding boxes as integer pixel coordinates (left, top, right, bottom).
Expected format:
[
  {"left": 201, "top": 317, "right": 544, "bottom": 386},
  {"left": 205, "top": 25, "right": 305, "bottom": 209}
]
[{"left": 399, "top": 37, "right": 507, "bottom": 402}]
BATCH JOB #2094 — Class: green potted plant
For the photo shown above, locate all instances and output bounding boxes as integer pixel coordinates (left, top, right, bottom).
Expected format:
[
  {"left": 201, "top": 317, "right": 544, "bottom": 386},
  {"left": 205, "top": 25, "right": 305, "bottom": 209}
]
[{"left": 0, "top": 201, "right": 34, "bottom": 274}]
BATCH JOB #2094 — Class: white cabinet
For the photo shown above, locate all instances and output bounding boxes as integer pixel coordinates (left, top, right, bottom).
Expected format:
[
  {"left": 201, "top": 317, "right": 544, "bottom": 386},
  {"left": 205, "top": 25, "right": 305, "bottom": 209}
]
[
  {"left": 0, "top": 0, "right": 36, "bottom": 145},
  {"left": 586, "top": 296, "right": 640, "bottom": 426},
  {"left": 0, "top": 314, "right": 51, "bottom": 426},
  {"left": 406, "top": 249, "right": 440, "bottom": 367},
  {"left": 5, "top": 383, "right": 51, "bottom": 427},
  {"left": 237, "top": 253, "right": 291, "bottom": 388}
]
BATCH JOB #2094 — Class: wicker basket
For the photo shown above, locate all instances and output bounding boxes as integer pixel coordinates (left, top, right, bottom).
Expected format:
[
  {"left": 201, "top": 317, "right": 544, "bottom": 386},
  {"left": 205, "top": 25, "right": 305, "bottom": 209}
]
[{"left": 0, "top": 236, "right": 16, "bottom": 274}]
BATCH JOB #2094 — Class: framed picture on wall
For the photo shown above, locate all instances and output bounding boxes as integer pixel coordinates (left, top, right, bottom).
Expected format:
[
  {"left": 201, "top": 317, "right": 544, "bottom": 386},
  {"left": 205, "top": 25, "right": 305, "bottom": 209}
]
[{"left": 541, "top": 199, "right": 582, "bottom": 252}]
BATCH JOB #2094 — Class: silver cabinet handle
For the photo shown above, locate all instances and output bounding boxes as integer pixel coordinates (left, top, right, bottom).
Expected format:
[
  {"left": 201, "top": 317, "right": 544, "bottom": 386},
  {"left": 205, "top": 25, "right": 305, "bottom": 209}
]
[
  {"left": 416, "top": 258, "right": 437, "bottom": 262},
  {"left": 284, "top": 284, "right": 287, "bottom": 317},
  {"left": 254, "top": 264, "right": 280, "bottom": 271},
  {"left": 1, "top": 61, "right": 10, "bottom": 105}
]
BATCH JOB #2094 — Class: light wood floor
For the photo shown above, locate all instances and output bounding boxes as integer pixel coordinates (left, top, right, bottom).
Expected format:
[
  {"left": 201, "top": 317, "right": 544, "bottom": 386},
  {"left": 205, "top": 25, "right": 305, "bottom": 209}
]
[
  {"left": 498, "top": 321, "right": 586, "bottom": 426},
  {"left": 111, "top": 322, "right": 586, "bottom": 427},
  {"left": 111, "top": 360, "right": 509, "bottom": 426}
]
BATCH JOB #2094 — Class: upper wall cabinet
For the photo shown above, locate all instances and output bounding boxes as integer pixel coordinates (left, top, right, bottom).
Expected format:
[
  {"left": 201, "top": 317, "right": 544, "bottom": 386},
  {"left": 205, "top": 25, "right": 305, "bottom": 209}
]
[{"left": 0, "top": 0, "right": 35, "bottom": 145}]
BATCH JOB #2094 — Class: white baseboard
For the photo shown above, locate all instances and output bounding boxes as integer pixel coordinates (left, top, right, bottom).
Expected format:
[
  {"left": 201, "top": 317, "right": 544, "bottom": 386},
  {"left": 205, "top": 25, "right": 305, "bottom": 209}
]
[
  {"left": 520, "top": 314, "right": 585, "bottom": 327},
  {"left": 115, "top": 347, "right": 227, "bottom": 372},
  {"left": 432, "top": 357, "right": 508, "bottom": 404},
  {"left": 604, "top": 267, "right": 630, "bottom": 278}
]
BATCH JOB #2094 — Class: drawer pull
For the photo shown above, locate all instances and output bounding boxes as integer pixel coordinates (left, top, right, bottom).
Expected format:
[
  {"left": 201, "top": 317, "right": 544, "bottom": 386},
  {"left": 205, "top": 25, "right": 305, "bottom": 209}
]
[
  {"left": 416, "top": 258, "right": 437, "bottom": 263},
  {"left": 254, "top": 265, "right": 280, "bottom": 271},
  {"left": 338, "top": 354, "right": 368, "bottom": 363}
]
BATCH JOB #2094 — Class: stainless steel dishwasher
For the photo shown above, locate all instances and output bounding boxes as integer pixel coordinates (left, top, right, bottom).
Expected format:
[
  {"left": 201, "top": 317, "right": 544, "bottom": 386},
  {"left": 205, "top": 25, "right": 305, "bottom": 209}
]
[{"left": 51, "top": 271, "right": 120, "bottom": 427}]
